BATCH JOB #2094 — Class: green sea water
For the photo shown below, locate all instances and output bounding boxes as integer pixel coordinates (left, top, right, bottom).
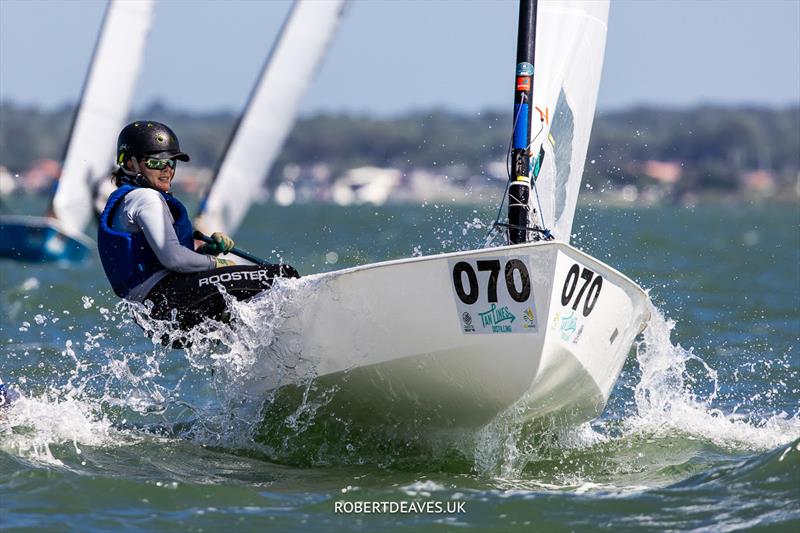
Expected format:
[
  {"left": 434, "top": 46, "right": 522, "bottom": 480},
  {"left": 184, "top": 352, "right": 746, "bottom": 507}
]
[{"left": 1, "top": 200, "right": 798, "bottom": 531}]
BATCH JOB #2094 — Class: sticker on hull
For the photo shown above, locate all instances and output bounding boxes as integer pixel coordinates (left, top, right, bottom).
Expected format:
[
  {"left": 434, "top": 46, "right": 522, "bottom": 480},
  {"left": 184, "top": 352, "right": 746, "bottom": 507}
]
[
  {"left": 449, "top": 256, "right": 538, "bottom": 334},
  {"left": 551, "top": 259, "right": 610, "bottom": 346}
]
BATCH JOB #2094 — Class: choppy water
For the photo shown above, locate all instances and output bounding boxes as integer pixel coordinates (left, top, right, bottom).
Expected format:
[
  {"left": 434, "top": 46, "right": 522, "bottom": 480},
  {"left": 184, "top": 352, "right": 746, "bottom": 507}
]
[{"left": 1, "top": 200, "right": 798, "bottom": 531}]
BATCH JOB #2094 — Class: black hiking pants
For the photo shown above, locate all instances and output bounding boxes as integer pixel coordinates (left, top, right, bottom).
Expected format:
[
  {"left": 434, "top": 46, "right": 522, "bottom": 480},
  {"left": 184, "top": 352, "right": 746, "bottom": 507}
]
[{"left": 143, "top": 264, "right": 300, "bottom": 332}]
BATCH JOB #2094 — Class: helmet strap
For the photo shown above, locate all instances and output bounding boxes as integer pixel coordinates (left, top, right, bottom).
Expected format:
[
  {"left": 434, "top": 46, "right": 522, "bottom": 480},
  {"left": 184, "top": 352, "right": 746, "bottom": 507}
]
[
  {"left": 131, "top": 157, "right": 142, "bottom": 175},
  {"left": 117, "top": 157, "right": 152, "bottom": 189}
]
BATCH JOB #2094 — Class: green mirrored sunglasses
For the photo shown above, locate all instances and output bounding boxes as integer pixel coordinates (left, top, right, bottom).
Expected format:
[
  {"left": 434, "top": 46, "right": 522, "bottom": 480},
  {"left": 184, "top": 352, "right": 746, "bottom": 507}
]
[{"left": 141, "top": 157, "right": 177, "bottom": 170}]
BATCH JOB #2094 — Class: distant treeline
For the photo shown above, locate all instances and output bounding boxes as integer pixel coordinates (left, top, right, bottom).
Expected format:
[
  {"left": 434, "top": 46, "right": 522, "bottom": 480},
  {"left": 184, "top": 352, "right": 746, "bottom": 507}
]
[{"left": 1, "top": 101, "right": 798, "bottom": 193}]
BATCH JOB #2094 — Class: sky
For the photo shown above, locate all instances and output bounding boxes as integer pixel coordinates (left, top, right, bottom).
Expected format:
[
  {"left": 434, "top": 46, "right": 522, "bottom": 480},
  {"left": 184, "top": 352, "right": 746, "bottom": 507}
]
[{"left": 1, "top": 0, "right": 798, "bottom": 116}]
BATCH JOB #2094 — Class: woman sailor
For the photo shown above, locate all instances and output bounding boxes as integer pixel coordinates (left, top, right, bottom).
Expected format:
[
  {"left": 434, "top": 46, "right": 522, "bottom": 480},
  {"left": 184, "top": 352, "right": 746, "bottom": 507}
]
[{"left": 97, "top": 121, "right": 298, "bottom": 335}]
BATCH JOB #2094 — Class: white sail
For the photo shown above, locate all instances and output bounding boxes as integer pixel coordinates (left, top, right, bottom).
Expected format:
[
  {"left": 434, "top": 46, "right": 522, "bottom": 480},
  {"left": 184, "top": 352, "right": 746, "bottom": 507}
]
[
  {"left": 51, "top": 0, "right": 154, "bottom": 235},
  {"left": 528, "top": 0, "right": 609, "bottom": 242},
  {"left": 195, "top": 0, "right": 346, "bottom": 237}
]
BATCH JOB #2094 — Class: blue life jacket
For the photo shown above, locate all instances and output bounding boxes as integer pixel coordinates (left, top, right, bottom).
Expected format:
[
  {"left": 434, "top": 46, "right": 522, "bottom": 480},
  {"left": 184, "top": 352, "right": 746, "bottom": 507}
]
[{"left": 97, "top": 184, "right": 194, "bottom": 298}]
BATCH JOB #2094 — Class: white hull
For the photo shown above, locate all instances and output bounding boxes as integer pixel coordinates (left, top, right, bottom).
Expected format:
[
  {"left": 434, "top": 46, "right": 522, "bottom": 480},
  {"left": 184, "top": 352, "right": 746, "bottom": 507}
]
[{"left": 248, "top": 241, "right": 649, "bottom": 429}]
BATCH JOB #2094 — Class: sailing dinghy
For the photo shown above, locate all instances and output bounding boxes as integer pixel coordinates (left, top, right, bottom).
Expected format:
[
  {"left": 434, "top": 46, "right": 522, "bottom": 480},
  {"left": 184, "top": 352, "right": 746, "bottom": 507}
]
[
  {"left": 0, "top": 0, "right": 153, "bottom": 263},
  {"left": 244, "top": 0, "right": 650, "bottom": 429},
  {"left": 194, "top": 0, "right": 346, "bottom": 238}
]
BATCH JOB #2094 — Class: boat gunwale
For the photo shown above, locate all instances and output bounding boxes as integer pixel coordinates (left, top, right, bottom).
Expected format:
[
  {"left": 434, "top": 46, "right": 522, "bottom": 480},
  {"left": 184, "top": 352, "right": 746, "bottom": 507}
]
[
  {"left": 304, "top": 240, "right": 649, "bottom": 303},
  {"left": 0, "top": 214, "right": 95, "bottom": 247}
]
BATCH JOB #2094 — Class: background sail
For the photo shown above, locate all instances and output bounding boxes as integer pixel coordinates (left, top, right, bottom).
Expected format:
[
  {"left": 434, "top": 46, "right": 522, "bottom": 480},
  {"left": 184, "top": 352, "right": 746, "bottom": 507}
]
[
  {"left": 195, "top": 0, "right": 347, "bottom": 237},
  {"left": 51, "top": 0, "right": 154, "bottom": 235},
  {"left": 528, "top": 0, "right": 609, "bottom": 243}
]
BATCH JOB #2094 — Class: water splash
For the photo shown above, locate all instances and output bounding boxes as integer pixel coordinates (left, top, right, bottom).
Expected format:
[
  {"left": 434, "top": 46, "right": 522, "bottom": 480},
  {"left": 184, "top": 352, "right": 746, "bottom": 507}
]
[
  {"left": 467, "top": 300, "right": 800, "bottom": 483},
  {"left": 1, "top": 277, "right": 309, "bottom": 468},
  {"left": 0, "top": 391, "right": 126, "bottom": 466},
  {"left": 3, "top": 280, "right": 798, "bottom": 483},
  {"left": 626, "top": 303, "right": 800, "bottom": 451}
]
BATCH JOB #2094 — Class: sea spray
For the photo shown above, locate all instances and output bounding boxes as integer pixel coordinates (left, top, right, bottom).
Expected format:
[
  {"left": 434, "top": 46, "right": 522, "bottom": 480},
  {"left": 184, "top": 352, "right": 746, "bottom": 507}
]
[
  {"left": 4, "top": 279, "right": 796, "bottom": 483},
  {"left": 181, "top": 279, "right": 315, "bottom": 447},
  {"left": 1, "top": 274, "right": 322, "bottom": 469},
  {"left": 167, "top": 289, "right": 798, "bottom": 473},
  {"left": 245, "top": 294, "right": 797, "bottom": 476},
  {"left": 627, "top": 302, "right": 800, "bottom": 451},
  {"left": 468, "top": 299, "right": 800, "bottom": 485},
  {"left": 0, "top": 391, "right": 124, "bottom": 466}
]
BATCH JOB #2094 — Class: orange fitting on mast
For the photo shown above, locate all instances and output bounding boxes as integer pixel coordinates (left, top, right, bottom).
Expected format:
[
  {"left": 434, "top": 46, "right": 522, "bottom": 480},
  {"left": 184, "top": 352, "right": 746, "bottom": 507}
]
[{"left": 535, "top": 106, "right": 549, "bottom": 124}]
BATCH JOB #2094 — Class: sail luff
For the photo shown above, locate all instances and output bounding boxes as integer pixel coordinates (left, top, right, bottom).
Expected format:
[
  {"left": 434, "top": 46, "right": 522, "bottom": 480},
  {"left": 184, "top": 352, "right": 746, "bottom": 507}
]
[
  {"left": 528, "top": 0, "right": 609, "bottom": 243},
  {"left": 196, "top": 2, "right": 302, "bottom": 216},
  {"left": 195, "top": 0, "right": 347, "bottom": 237},
  {"left": 51, "top": 0, "right": 154, "bottom": 235}
]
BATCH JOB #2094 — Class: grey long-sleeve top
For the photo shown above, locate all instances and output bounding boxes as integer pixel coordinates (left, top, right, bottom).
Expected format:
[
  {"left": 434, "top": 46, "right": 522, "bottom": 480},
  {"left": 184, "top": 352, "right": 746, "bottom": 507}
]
[{"left": 109, "top": 187, "right": 215, "bottom": 301}]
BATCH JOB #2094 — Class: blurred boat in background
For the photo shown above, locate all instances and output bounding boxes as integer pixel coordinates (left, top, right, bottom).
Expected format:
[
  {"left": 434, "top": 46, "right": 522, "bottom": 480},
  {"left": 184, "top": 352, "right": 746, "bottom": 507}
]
[{"left": 0, "top": 0, "right": 154, "bottom": 263}]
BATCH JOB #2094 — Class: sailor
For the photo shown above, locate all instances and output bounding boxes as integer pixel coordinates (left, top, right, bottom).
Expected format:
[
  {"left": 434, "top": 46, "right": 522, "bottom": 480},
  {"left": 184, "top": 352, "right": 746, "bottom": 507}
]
[{"left": 97, "top": 121, "right": 299, "bottom": 335}]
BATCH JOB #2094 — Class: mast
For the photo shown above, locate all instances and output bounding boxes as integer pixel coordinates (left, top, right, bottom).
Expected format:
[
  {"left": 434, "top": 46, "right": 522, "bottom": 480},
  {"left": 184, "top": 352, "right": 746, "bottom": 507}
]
[{"left": 508, "top": 0, "right": 538, "bottom": 244}]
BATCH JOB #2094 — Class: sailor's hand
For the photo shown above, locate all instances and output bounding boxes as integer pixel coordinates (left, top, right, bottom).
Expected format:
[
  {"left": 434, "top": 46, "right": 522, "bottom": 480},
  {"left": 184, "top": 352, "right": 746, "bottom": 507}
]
[
  {"left": 280, "top": 264, "right": 301, "bottom": 279},
  {"left": 215, "top": 257, "right": 236, "bottom": 268},
  {"left": 199, "top": 232, "right": 235, "bottom": 255}
]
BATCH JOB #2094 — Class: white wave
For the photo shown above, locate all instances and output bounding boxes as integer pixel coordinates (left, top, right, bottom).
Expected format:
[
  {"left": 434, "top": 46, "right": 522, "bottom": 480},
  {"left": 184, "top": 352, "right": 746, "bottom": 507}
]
[
  {"left": 0, "top": 391, "right": 134, "bottom": 466},
  {"left": 625, "top": 302, "right": 800, "bottom": 451},
  {"left": 468, "top": 298, "right": 800, "bottom": 482},
  {"left": 401, "top": 479, "right": 447, "bottom": 497}
]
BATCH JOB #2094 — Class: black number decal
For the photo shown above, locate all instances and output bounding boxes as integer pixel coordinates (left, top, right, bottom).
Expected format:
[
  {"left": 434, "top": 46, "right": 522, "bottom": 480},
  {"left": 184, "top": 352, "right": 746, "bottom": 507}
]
[
  {"left": 477, "top": 260, "right": 501, "bottom": 302},
  {"left": 453, "top": 261, "right": 479, "bottom": 304},
  {"left": 583, "top": 276, "right": 603, "bottom": 316},
  {"left": 561, "top": 264, "right": 580, "bottom": 306},
  {"left": 561, "top": 263, "right": 603, "bottom": 316},
  {"left": 572, "top": 268, "right": 595, "bottom": 311},
  {"left": 505, "top": 259, "right": 530, "bottom": 302},
  {"left": 453, "top": 258, "right": 532, "bottom": 305}
]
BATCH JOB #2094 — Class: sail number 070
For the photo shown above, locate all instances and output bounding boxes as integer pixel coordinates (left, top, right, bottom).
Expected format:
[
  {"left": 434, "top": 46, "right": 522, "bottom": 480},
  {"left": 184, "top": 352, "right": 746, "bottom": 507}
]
[
  {"left": 561, "top": 263, "right": 603, "bottom": 316},
  {"left": 452, "top": 259, "right": 531, "bottom": 304}
]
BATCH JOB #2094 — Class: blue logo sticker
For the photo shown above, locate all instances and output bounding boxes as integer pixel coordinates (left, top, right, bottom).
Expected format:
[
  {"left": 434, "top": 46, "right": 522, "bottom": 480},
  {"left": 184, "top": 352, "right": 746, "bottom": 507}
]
[
  {"left": 516, "top": 62, "right": 534, "bottom": 76},
  {"left": 478, "top": 304, "right": 516, "bottom": 333},
  {"left": 559, "top": 311, "right": 578, "bottom": 341}
]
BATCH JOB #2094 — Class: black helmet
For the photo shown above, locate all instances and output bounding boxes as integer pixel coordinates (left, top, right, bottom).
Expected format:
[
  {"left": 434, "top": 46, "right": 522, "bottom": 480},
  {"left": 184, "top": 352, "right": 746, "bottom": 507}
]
[{"left": 116, "top": 121, "right": 190, "bottom": 165}]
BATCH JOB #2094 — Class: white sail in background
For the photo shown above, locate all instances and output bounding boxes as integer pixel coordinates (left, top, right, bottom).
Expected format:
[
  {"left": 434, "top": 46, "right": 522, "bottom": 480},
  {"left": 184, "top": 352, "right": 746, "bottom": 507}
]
[
  {"left": 195, "top": 0, "right": 346, "bottom": 237},
  {"left": 528, "top": 0, "right": 609, "bottom": 243},
  {"left": 51, "top": 0, "right": 154, "bottom": 235}
]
